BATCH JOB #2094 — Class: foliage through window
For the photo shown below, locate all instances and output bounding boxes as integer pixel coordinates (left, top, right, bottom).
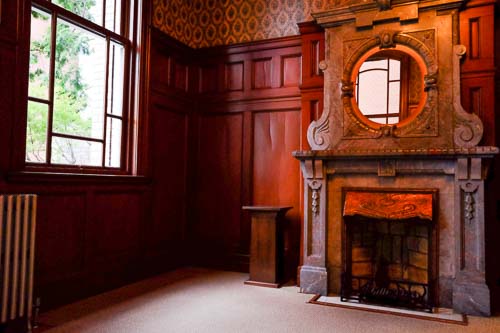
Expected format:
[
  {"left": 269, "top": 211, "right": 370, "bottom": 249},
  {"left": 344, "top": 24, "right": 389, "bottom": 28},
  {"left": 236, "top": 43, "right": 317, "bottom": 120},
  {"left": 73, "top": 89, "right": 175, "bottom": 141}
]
[{"left": 26, "top": 0, "right": 128, "bottom": 168}]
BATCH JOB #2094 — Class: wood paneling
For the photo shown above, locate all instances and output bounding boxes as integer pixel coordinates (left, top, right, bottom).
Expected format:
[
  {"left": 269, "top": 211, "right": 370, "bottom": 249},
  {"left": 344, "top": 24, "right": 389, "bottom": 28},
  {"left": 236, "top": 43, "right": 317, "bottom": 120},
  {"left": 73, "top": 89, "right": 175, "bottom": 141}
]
[
  {"left": 36, "top": 193, "right": 86, "bottom": 284},
  {"left": 459, "top": 2, "right": 495, "bottom": 145},
  {"left": 225, "top": 62, "right": 244, "bottom": 91},
  {"left": 298, "top": 22, "right": 325, "bottom": 151},
  {"left": 199, "top": 65, "right": 218, "bottom": 93},
  {"left": 252, "top": 58, "right": 272, "bottom": 89},
  {"left": 253, "top": 111, "right": 301, "bottom": 278},
  {"left": 150, "top": 102, "right": 188, "bottom": 247},
  {"left": 91, "top": 192, "right": 143, "bottom": 258},
  {"left": 192, "top": 37, "right": 302, "bottom": 277},
  {"left": 195, "top": 113, "right": 243, "bottom": 249},
  {"left": 173, "top": 59, "right": 188, "bottom": 91},
  {"left": 282, "top": 55, "right": 301, "bottom": 87}
]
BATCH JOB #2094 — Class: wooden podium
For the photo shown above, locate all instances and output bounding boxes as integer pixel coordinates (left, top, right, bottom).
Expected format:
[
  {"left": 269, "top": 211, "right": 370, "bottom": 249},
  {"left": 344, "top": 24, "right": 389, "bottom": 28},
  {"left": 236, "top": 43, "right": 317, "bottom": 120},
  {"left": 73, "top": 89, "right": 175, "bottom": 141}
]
[{"left": 242, "top": 206, "right": 292, "bottom": 288}]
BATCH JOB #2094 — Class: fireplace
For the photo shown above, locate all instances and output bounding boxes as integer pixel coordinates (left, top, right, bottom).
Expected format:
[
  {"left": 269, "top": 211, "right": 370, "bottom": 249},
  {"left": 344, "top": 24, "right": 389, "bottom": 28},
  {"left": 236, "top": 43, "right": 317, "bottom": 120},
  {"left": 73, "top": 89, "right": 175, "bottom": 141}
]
[
  {"left": 340, "top": 191, "right": 436, "bottom": 312},
  {"left": 294, "top": 0, "right": 498, "bottom": 316}
]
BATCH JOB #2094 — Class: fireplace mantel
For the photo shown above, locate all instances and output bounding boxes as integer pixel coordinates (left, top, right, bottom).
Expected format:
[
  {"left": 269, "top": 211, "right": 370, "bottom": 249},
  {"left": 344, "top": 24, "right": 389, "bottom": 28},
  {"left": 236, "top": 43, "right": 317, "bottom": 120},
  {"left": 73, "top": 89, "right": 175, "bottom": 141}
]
[
  {"left": 295, "top": 0, "right": 497, "bottom": 316},
  {"left": 296, "top": 148, "right": 496, "bottom": 316}
]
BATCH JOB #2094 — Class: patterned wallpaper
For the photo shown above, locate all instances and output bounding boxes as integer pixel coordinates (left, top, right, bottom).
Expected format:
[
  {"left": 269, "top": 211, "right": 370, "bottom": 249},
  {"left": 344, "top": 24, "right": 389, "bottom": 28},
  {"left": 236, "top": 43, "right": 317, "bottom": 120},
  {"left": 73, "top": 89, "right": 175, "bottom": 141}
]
[{"left": 152, "top": 0, "right": 333, "bottom": 48}]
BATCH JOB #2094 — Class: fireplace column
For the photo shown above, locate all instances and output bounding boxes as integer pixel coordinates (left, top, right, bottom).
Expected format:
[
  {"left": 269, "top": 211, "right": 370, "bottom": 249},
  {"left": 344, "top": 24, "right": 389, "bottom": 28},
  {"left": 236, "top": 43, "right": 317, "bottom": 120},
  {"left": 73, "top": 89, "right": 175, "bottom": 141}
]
[
  {"left": 453, "top": 157, "right": 490, "bottom": 316},
  {"left": 299, "top": 159, "right": 328, "bottom": 295}
]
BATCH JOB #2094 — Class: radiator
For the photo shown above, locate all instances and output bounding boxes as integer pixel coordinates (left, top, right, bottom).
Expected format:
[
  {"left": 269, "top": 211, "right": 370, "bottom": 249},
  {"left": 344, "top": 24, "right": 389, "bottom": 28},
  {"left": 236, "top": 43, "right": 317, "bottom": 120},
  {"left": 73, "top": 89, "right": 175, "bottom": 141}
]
[{"left": 0, "top": 195, "right": 37, "bottom": 330}]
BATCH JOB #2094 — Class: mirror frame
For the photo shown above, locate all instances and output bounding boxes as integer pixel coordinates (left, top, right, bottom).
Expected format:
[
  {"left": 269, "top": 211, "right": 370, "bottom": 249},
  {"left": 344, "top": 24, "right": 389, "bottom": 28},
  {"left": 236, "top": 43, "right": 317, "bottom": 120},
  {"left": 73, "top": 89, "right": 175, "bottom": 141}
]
[
  {"left": 351, "top": 45, "right": 426, "bottom": 128},
  {"left": 340, "top": 31, "right": 438, "bottom": 138}
]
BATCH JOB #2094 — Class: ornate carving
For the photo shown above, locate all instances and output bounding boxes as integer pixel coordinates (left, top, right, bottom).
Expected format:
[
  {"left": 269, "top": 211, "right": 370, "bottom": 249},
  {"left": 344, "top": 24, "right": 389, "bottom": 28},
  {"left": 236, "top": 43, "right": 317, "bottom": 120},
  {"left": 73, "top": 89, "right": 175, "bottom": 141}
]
[
  {"left": 341, "top": 80, "right": 354, "bottom": 97},
  {"left": 376, "top": 31, "right": 397, "bottom": 49},
  {"left": 318, "top": 60, "right": 328, "bottom": 72},
  {"left": 424, "top": 73, "right": 438, "bottom": 91},
  {"left": 307, "top": 117, "right": 331, "bottom": 150},
  {"left": 453, "top": 45, "right": 484, "bottom": 148},
  {"left": 341, "top": 30, "right": 438, "bottom": 140},
  {"left": 343, "top": 191, "right": 433, "bottom": 221},
  {"left": 307, "top": 180, "right": 322, "bottom": 216},
  {"left": 460, "top": 182, "right": 479, "bottom": 225},
  {"left": 375, "top": 0, "right": 392, "bottom": 11}
]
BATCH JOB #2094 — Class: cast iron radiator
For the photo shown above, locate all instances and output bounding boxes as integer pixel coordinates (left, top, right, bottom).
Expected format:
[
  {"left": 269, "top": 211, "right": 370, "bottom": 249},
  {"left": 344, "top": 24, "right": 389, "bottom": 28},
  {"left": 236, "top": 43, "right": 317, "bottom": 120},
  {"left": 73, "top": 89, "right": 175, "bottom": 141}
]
[{"left": 0, "top": 195, "right": 37, "bottom": 331}]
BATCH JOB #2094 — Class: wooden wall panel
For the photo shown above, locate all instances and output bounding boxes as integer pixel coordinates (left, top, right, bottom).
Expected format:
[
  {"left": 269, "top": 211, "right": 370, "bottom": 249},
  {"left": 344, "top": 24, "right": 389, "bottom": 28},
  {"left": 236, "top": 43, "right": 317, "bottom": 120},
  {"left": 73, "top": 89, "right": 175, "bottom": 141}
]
[
  {"left": 459, "top": 2, "right": 495, "bottom": 145},
  {"left": 252, "top": 58, "right": 272, "bottom": 89},
  {"left": 199, "top": 65, "right": 218, "bottom": 93},
  {"left": 150, "top": 104, "right": 187, "bottom": 247},
  {"left": 225, "top": 62, "right": 244, "bottom": 91},
  {"left": 282, "top": 55, "right": 301, "bottom": 87},
  {"left": 36, "top": 193, "right": 87, "bottom": 284},
  {"left": 172, "top": 59, "right": 188, "bottom": 91},
  {"left": 195, "top": 113, "right": 243, "bottom": 250},
  {"left": 91, "top": 192, "right": 143, "bottom": 258},
  {"left": 252, "top": 110, "right": 301, "bottom": 278}
]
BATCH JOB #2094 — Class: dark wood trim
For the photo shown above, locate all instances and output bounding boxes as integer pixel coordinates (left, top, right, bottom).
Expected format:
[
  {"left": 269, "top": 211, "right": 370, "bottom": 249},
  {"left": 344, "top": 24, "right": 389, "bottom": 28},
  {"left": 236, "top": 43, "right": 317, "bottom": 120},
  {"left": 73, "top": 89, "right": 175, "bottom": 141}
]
[
  {"left": 244, "top": 280, "right": 280, "bottom": 288},
  {"left": 197, "top": 35, "right": 302, "bottom": 57},
  {"left": 7, "top": 171, "right": 150, "bottom": 185}
]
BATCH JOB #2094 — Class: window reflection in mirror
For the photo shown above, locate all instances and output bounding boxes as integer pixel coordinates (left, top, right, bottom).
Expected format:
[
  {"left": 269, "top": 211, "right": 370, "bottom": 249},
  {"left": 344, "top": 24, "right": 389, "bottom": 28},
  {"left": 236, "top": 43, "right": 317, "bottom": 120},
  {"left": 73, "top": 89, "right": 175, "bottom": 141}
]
[{"left": 355, "top": 50, "right": 422, "bottom": 125}]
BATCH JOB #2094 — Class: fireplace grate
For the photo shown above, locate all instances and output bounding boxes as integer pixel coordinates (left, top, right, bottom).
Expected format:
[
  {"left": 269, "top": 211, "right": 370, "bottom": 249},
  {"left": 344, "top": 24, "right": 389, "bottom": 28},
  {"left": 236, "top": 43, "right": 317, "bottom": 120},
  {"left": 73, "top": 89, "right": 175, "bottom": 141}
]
[{"left": 340, "top": 274, "right": 433, "bottom": 312}]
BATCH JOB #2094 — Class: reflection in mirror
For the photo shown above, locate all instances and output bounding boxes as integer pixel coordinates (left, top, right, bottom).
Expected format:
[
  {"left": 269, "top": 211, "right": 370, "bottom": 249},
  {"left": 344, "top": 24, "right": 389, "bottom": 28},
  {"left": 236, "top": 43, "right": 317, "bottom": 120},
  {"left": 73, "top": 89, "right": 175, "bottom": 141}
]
[{"left": 355, "top": 50, "right": 423, "bottom": 125}]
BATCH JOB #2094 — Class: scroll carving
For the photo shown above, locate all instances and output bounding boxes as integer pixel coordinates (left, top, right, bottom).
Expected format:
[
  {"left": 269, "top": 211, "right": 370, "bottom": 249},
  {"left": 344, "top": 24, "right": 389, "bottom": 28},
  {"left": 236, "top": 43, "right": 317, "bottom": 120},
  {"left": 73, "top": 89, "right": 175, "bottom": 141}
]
[
  {"left": 307, "top": 117, "right": 331, "bottom": 150},
  {"left": 453, "top": 45, "right": 484, "bottom": 148},
  {"left": 307, "top": 59, "right": 330, "bottom": 150}
]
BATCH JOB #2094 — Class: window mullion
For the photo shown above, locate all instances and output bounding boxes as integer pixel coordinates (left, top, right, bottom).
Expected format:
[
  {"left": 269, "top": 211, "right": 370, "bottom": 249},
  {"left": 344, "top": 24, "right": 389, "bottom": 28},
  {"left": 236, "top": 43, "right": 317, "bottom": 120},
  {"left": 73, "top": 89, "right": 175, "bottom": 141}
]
[
  {"left": 102, "top": 0, "right": 107, "bottom": 28},
  {"left": 385, "top": 58, "right": 390, "bottom": 124},
  {"left": 102, "top": 37, "right": 111, "bottom": 167},
  {"left": 46, "top": 11, "right": 58, "bottom": 165}
]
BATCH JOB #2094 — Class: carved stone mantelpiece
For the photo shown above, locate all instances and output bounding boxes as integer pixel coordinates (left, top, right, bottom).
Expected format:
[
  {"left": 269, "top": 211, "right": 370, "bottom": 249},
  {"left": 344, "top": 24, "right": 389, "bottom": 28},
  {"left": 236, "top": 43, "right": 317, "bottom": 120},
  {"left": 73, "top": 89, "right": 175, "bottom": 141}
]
[{"left": 296, "top": 0, "right": 498, "bottom": 316}]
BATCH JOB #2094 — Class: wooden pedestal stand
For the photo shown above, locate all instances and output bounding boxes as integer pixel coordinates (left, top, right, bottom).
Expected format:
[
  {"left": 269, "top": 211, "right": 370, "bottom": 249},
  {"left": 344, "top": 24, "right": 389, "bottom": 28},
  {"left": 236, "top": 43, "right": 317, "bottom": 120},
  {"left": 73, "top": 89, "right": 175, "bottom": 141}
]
[{"left": 242, "top": 206, "right": 292, "bottom": 288}]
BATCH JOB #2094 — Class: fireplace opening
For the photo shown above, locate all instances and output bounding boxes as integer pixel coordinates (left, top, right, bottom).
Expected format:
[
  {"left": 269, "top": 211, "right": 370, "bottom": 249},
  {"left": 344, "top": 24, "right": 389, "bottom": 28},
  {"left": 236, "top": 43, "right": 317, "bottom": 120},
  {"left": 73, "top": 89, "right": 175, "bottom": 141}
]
[{"left": 341, "top": 191, "right": 435, "bottom": 312}]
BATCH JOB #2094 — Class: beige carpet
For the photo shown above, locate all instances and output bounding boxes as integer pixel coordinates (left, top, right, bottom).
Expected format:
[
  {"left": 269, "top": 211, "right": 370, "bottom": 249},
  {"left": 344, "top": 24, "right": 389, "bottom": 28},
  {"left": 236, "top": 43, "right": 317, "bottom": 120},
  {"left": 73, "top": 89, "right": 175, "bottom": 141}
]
[{"left": 36, "top": 268, "right": 500, "bottom": 333}]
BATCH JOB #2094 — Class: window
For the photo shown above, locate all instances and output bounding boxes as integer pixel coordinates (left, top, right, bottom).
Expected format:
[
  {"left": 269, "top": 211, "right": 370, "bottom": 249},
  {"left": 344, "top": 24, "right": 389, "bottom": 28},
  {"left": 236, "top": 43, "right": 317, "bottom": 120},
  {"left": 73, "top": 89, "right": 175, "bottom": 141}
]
[
  {"left": 26, "top": 0, "right": 130, "bottom": 170},
  {"left": 355, "top": 56, "right": 402, "bottom": 125},
  {"left": 355, "top": 51, "right": 422, "bottom": 126}
]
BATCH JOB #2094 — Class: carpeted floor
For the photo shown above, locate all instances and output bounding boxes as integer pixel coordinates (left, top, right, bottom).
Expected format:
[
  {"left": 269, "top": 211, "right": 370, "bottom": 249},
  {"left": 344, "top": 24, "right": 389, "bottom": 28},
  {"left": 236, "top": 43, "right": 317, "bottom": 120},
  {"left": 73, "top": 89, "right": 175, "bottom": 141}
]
[{"left": 36, "top": 268, "right": 500, "bottom": 333}]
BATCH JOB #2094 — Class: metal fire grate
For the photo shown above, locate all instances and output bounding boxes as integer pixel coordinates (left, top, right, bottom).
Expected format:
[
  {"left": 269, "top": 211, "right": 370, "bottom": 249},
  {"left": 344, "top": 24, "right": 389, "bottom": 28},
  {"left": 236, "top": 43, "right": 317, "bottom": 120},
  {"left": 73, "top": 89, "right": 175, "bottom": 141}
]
[{"left": 340, "top": 273, "right": 433, "bottom": 312}]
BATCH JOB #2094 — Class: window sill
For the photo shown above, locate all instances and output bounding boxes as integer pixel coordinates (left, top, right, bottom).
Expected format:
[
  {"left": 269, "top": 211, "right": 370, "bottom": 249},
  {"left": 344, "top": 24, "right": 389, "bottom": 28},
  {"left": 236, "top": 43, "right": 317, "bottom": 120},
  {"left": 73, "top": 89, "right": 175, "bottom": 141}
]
[{"left": 7, "top": 171, "right": 151, "bottom": 185}]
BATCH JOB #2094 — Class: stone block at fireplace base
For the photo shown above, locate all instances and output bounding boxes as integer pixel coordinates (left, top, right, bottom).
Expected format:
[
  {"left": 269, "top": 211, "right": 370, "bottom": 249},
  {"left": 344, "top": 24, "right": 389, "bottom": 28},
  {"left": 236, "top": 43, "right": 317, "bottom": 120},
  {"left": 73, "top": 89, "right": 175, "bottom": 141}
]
[
  {"left": 453, "top": 280, "right": 491, "bottom": 316},
  {"left": 299, "top": 266, "right": 328, "bottom": 295}
]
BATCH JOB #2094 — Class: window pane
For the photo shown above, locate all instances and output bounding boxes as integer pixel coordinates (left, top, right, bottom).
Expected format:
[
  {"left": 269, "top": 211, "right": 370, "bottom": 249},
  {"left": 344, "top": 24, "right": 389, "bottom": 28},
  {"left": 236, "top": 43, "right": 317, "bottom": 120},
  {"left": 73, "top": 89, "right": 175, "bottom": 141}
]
[
  {"left": 389, "top": 59, "right": 401, "bottom": 81},
  {"left": 359, "top": 58, "right": 387, "bottom": 72},
  {"left": 53, "top": 18, "right": 106, "bottom": 139},
  {"left": 387, "top": 117, "right": 399, "bottom": 124},
  {"left": 105, "top": 0, "right": 122, "bottom": 33},
  {"left": 26, "top": 101, "right": 48, "bottom": 163},
  {"left": 388, "top": 82, "right": 401, "bottom": 115},
  {"left": 357, "top": 70, "right": 388, "bottom": 116},
  {"left": 29, "top": 8, "right": 52, "bottom": 100},
  {"left": 52, "top": 0, "right": 104, "bottom": 26},
  {"left": 105, "top": 117, "right": 122, "bottom": 167},
  {"left": 107, "top": 42, "right": 125, "bottom": 116},
  {"left": 51, "top": 137, "right": 103, "bottom": 166}
]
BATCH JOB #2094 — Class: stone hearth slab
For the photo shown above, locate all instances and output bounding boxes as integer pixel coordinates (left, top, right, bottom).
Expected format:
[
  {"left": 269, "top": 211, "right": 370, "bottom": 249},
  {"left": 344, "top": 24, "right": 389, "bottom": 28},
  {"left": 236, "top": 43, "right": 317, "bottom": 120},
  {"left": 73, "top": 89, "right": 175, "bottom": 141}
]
[{"left": 308, "top": 295, "right": 466, "bottom": 325}]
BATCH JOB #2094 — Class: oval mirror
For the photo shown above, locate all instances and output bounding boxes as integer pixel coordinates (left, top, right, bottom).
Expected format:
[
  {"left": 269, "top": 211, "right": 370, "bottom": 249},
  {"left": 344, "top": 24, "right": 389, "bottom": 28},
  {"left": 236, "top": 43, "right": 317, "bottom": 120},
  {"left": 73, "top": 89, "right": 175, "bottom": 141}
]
[{"left": 353, "top": 49, "right": 426, "bottom": 126}]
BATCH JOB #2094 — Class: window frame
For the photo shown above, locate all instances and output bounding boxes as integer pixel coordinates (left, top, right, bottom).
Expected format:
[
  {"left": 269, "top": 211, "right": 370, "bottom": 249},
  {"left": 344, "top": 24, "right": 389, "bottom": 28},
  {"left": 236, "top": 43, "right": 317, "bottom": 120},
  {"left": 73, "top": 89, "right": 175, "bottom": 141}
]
[{"left": 22, "top": 0, "right": 140, "bottom": 175}]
